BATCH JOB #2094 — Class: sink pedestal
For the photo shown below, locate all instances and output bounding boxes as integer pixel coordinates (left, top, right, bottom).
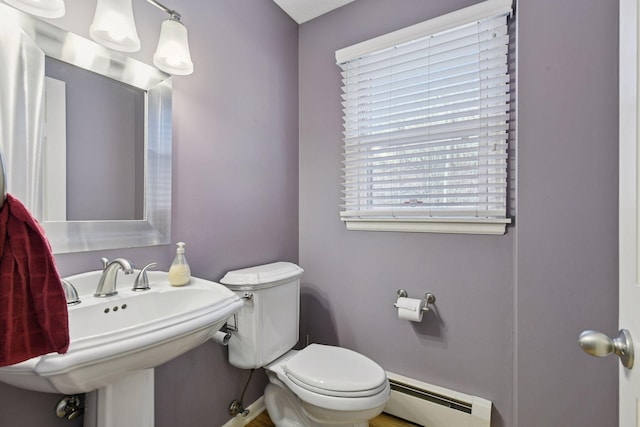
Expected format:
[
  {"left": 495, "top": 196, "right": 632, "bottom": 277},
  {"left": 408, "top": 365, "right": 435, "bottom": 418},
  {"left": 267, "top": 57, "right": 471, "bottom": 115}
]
[{"left": 84, "top": 369, "right": 154, "bottom": 427}]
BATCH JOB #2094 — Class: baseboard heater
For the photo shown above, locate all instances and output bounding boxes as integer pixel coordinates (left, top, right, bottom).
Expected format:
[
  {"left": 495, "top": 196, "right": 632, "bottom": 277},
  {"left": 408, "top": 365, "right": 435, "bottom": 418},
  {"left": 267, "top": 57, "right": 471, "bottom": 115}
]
[{"left": 384, "top": 372, "right": 492, "bottom": 427}]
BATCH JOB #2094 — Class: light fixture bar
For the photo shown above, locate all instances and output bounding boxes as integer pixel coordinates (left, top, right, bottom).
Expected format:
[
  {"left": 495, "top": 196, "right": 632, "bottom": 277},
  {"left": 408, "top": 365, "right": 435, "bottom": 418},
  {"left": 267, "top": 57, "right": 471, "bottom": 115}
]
[{"left": 145, "top": 0, "right": 180, "bottom": 20}]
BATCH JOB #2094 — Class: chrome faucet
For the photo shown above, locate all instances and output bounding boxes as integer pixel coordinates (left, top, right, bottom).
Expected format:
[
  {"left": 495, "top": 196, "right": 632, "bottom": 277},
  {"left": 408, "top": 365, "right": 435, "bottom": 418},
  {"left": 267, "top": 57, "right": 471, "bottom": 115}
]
[{"left": 94, "top": 258, "right": 135, "bottom": 297}]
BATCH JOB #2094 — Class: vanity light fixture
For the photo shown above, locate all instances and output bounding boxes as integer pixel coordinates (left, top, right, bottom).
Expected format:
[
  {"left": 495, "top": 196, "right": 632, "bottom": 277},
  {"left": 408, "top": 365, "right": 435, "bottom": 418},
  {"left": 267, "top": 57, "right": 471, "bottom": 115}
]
[
  {"left": 3, "top": 0, "right": 194, "bottom": 76},
  {"left": 92, "top": 0, "right": 194, "bottom": 75},
  {"left": 147, "top": 2, "right": 193, "bottom": 75},
  {"left": 90, "top": 0, "right": 141, "bottom": 53},
  {"left": 4, "top": 0, "right": 65, "bottom": 18},
  {"left": 153, "top": 14, "right": 193, "bottom": 75}
]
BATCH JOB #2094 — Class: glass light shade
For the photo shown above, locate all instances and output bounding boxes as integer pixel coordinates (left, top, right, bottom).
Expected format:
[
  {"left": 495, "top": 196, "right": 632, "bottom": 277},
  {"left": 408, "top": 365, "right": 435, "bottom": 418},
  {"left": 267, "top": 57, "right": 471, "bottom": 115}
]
[
  {"left": 5, "top": 0, "right": 65, "bottom": 18},
  {"left": 89, "top": 0, "right": 140, "bottom": 52},
  {"left": 153, "top": 19, "right": 194, "bottom": 75}
]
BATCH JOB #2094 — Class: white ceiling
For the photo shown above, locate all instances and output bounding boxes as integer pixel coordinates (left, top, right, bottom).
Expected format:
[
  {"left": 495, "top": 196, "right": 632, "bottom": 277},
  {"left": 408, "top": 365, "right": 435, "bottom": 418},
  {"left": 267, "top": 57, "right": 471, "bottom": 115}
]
[{"left": 273, "top": 0, "right": 355, "bottom": 24}]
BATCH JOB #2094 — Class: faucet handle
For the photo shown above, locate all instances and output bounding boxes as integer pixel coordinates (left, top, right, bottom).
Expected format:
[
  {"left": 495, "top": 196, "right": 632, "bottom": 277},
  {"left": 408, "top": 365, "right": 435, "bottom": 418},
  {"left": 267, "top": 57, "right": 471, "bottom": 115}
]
[
  {"left": 133, "top": 262, "right": 157, "bottom": 292},
  {"left": 61, "top": 279, "right": 81, "bottom": 305},
  {"left": 100, "top": 257, "right": 109, "bottom": 269}
]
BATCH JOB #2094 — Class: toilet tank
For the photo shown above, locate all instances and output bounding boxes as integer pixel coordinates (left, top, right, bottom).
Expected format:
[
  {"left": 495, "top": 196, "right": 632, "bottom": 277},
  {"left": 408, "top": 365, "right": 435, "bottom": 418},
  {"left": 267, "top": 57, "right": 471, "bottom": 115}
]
[{"left": 220, "top": 262, "right": 304, "bottom": 369}]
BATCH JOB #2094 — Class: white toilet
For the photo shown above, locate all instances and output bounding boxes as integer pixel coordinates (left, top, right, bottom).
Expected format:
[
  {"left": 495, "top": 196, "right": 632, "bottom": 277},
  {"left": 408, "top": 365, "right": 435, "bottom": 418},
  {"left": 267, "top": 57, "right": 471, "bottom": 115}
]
[{"left": 220, "top": 262, "right": 390, "bottom": 427}]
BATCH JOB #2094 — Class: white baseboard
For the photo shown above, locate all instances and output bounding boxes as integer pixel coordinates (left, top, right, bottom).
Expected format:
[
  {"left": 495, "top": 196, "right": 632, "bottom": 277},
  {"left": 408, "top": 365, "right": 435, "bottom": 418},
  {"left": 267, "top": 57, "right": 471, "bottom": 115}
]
[{"left": 221, "top": 396, "right": 266, "bottom": 427}]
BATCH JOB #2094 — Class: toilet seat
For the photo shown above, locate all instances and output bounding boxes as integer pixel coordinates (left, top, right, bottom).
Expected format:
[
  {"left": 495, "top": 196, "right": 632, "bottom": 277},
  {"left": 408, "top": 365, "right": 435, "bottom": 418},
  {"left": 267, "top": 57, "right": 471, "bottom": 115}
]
[
  {"left": 283, "top": 344, "right": 388, "bottom": 398},
  {"left": 266, "top": 345, "right": 390, "bottom": 413}
]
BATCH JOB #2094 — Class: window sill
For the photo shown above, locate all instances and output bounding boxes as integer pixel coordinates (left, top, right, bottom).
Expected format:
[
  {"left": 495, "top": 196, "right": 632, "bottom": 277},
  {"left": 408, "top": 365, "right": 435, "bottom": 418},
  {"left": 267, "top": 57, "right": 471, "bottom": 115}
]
[{"left": 342, "top": 218, "right": 511, "bottom": 235}]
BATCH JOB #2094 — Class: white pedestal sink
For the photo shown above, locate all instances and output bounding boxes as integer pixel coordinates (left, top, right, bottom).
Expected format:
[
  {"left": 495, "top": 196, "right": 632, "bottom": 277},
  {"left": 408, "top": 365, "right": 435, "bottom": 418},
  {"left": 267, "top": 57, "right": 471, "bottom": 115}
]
[{"left": 0, "top": 270, "right": 243, "bottom": 427}]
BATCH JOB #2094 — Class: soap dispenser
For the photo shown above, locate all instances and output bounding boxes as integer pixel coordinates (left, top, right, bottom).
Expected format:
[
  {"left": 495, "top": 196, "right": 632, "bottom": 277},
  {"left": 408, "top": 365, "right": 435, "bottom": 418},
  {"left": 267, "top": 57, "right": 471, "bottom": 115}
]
[{"left": 168, "top": 242, "right": 191, "bottom": 286}]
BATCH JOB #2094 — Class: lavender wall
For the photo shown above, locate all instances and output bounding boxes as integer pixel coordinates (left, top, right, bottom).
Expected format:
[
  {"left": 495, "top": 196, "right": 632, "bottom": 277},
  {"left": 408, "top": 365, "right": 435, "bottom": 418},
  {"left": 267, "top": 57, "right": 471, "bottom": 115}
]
[
  {"left": 0, "top": 1, "right": 298, "bottom": 426},
  {"left": 298, "top": 1, "right": 618, "bottom": 427},
  {"left": 514, "top": 0, "right": 619, "bottom": 425}
]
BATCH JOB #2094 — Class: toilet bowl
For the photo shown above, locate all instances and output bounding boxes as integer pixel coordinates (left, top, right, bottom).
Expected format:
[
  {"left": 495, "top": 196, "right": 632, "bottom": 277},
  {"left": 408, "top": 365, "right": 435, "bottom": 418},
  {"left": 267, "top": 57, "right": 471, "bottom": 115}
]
[
  {"left": 264, "top": 345, "right": 390, "bottom": 426},
  {"left": 220, "top": 262, "right": 390, "bottom": 427}
]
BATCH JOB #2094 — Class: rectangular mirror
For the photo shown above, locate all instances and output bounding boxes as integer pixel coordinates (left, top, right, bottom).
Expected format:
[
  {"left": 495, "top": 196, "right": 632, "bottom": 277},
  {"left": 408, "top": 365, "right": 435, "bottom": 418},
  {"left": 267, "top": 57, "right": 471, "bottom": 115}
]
[
  {"left": 44, "top": 57, "right": 145, "bottom": 222},
  {"left": 1, "top": 4, "right": 172, "bottom": 253}
]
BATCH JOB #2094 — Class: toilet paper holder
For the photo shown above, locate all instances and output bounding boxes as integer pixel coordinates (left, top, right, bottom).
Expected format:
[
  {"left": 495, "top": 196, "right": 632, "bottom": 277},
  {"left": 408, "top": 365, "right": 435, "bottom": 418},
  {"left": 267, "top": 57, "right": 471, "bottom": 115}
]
[{"left": 394, "top": 289, "right": 436, "bottom": 312}]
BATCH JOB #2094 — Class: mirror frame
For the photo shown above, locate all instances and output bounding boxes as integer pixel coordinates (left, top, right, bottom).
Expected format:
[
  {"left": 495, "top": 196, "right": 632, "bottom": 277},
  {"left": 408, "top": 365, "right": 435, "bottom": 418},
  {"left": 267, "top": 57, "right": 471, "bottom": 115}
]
[{"left": 3, "top": 5, "right": 172, "bottom": 253}]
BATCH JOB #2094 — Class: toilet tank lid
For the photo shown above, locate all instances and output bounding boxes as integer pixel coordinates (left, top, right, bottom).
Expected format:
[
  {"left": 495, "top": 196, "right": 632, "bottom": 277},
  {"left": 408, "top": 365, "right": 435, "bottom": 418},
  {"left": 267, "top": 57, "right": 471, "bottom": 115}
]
[{"left": 220, "top": 262, "right": 304, "bottom": 289}]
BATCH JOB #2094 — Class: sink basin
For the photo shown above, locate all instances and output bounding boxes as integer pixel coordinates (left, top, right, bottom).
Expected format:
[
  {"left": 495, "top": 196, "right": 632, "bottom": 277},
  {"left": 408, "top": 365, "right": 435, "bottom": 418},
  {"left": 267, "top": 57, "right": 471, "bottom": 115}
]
[{"left": 0, "top": 270, "right": 243, "bottom": 394}]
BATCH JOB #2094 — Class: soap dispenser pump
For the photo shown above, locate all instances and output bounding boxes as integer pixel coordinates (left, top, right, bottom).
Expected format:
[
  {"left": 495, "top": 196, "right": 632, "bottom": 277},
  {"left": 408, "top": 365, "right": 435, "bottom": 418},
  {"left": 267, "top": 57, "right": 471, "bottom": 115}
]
[{"left": 169, "top": 242, "right": 191, "bottom": 286}]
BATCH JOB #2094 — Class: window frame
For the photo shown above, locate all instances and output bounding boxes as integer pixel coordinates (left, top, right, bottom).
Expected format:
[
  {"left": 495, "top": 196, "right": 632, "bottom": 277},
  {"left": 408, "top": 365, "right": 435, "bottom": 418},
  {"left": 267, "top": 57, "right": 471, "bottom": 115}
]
[{"left": 335, "top": 0, "right": 513, "bottom": 235}]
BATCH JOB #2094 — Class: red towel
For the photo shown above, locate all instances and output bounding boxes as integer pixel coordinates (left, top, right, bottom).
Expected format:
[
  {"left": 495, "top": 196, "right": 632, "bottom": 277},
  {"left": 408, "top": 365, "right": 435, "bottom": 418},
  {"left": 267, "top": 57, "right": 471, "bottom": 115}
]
[{"left": 0, "top": 194, "right": 69, "bottom": 367}]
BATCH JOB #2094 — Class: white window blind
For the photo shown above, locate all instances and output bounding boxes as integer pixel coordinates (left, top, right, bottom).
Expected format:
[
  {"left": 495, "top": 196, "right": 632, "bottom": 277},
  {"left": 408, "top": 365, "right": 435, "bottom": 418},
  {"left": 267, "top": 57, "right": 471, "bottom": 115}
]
[{"left": 336, "top": 0, "right": 512, "bottom": 234}]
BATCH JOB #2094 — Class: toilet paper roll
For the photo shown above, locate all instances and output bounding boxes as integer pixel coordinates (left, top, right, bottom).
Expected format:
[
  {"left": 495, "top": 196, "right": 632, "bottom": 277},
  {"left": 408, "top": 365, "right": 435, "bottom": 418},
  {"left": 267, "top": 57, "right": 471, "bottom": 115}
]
[
  {"left": 212, "top": 330, "right": 231, "bottom": 346},
  {"left": 396, "top": 297, "right": 425, "bottom": 322}
]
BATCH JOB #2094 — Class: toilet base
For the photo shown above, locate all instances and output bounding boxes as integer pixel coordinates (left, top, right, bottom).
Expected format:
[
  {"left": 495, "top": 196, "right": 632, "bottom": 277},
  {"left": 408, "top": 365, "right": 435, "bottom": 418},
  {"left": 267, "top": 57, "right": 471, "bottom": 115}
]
[
  {"left": 264, "top": 378, "right": 379, "bottom": 427},
  {"left": 265, "top": 383, "right": 321, "bottom": 427},
  {"left": 301, "top": 399, "right": 380, "bottom": 427}
]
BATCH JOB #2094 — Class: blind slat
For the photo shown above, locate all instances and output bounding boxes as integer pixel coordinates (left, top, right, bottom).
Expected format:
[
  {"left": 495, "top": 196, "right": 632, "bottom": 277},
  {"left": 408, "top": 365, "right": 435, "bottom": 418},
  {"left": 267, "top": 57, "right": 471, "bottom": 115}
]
[
  {"left": 341, "top": 32, "right": 509, "bottom": 82},
  {"left": 344, "top": 171, "right": 507, "bottom": 186},
  {"left": 343, "top": 88, "right": 509, "bottom": 123},
  {"left": 343, "top": 147, "right": 508, "bottom": 167},
  {"left": 344, "top": 120, "right": 510, "bottom": 147},
  {"left": 344, "top": 105, "right": 510, "bottom": 136},
  {"left": 344, "top": 162, "right": 508, "bottom": 178},
  {"left": 342, "top": 55, "right": 508, "bottom": 100},
  {"left": 341, "top": 75, "right": 510, "bottom": 107}
]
